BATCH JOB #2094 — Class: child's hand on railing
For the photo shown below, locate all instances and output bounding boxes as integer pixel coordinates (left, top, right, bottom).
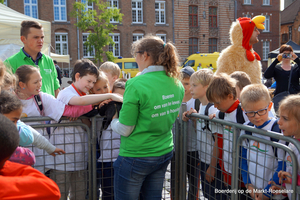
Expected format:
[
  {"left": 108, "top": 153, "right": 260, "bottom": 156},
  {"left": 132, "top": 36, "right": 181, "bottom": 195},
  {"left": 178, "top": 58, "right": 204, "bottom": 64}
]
[
  {"left": 50, "top": 147, "right": 66, "bottom": 157},
  {"left": 209, "top": 113, "right": 216, "bottom": 119},
  {"left": 182, "top": 108, "right": 197, "bottom": 122}
]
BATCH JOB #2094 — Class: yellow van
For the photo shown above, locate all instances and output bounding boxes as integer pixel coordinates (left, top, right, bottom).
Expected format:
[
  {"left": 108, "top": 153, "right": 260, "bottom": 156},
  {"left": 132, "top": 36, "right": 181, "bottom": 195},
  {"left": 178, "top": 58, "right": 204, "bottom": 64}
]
[
  {"left": 114, "top": 57, "right": 139, "bottom": 78},
  {"left": 181, "top": 52, "right": 219, "bottom": 72}
]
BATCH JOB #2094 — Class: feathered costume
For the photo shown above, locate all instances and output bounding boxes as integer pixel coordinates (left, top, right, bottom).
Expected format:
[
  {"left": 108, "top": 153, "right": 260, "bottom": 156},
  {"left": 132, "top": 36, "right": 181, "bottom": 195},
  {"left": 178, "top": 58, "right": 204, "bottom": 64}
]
[{"left": 216, "top": 16, "right": 265, "bottom": 84}]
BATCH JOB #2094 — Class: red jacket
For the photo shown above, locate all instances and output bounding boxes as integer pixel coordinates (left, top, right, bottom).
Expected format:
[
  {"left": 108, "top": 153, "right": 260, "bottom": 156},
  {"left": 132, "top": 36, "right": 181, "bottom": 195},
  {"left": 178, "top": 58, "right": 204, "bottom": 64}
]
[{"left": 0, "top": 161, "right": 60, "bottom": 200}]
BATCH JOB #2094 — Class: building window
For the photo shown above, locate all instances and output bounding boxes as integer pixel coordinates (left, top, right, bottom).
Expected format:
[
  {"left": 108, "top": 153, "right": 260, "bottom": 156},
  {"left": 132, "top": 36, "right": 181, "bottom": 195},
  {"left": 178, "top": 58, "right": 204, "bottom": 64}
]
[
  {"left": 82, "top": 0, "right": 93, "bottom": 11},
  {"left": 54, "top": 0, "right": 67, "bottom": 21},
  {"left": 289, "top": 26, "right": 292, "bottom": 40},
  {"left": 244, "top": 13, "right": 251, "bottom": 18},
  {"left": 155, "top": 1, "right": 165, "bottom": 24},
  {"left": 24, "top": 0, "right": 38, "bottom": 19},
  {"left": 209, "top": 38, "right": 217, "bottom": 53},
  {"left": 3, "top": 0, "right": 7, "bottom": 6},
  {"left": 262, "top": 41, "right": 269, "bottom": 61},
  {"left": 189, "top": 38, "right": 198, "bottom": 55},
  {"left": 282, "top": 33, "right": 288, "bottom": 43},
  {"left": 156, "top": 34, "right": 166, "bottom": 42},
  {"left": 244, "top": 0, "right": 251, "bottom": 4},
  {"left": 263, "top": 15, "right": 270, "bottom": 32},
  {"left": 83, "top": 33, "right": 95, "bottom": 58},
  {"left": 132, "top": 0, "right": 143, "bottom": 23},
  {"left": 209, "top": 7, "right": 217, "bottom": 28},
  {"left": 55, "top": 33, "right": 68, "bottom": 55},
  {"left": 189, "top": 6, "right": 198, "bottom": 27},
  {"left": 109, "top": 33, "right": 120, "bottom": 57},
  {"left": 263, "top": 0, "right": 270, "bottom": 5},
  {"left": 133, "top": 34, "right": 144, "bottom": 42},
  {"left": 108, "top": 0, "right": 119, "bottom": 23}
]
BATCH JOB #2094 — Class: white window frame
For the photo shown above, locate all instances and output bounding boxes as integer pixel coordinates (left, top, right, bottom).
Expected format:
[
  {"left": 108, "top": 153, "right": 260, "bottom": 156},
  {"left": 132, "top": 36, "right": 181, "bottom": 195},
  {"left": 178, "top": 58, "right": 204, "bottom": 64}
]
[
  {"left": 244, "top": 0, "right": 251, "bottom": 5},
  {"left": 53, "top": 0, "right": 67, "bottom": 22},
  {"left": 132, "top": 0, "right": 143, "bottom": 23},
  {"left": 82, "top": 0, "right": 93, "bottom": 12},
  {"left": 109, "top": 33, "right": 120, "bottom": 57},
  {"left": 155, "top": 1, "right": 165, "bottom": 24},
  {"left": 263, "top": 15, "right": 270, "bottom": 32},
  {"left": 24, "top": 0, "right": 38, "bottom": 19},
  {"left": 108, "top": 0, "right": 119, "bottom": 23},
  {"left": 263, "top": 0, "right": 270, "bottom": 5},
  {"left": 55, "top": 33, "right": 68, "bottom": 55},
  {"left": 133, "top": 33, "right": 144, "bottom": 42},
  {"left": 3, "top": 0, "right": 7, "bottom": 6},
  {"left": 262, "top": 41, "right": 269, "bottom": 61},
  {"left": 83, "top": 33, "right": 95, "bottom": 58},
  {"left": 244, "top": 13, "right": 251, "bottom": 18},
  {"left": 156, "top": 34, "right": 166, "bottom": 42}
]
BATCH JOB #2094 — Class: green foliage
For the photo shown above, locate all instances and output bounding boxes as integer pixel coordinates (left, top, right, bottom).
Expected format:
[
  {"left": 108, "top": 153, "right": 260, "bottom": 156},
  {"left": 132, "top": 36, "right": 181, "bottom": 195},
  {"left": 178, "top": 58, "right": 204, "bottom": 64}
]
[
  {"left": 0, "top": 0, "right": 5, "bottom": 4},
  {"left": 71, "top": 0, "right": 123, "bottom": 63}
]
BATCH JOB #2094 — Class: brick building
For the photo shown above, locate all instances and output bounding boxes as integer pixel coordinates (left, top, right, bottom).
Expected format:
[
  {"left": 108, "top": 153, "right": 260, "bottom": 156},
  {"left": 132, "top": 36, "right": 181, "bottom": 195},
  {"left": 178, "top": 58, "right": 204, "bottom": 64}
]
[
  {"left": 3, "top": 0, "right": 173, "bottom": 72},
  {"left": 173, "top": 0, "right": 235, "bottom": 63},
  {"left": 236, "top": 0, "right": 280, "bottom": 71},
  {"left": 280, "top": 0, "right": 300, "bottom": 46}
]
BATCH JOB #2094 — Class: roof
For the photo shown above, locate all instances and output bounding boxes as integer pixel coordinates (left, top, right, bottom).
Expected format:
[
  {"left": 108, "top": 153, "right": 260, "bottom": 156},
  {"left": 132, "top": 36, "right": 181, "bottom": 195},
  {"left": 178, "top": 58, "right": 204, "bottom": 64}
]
[
  {"left": 268, "top": 40, "right": 300, "bottom": 58},
  {"left": 281, "top": 0, "right": 300, "bottom": 25}
]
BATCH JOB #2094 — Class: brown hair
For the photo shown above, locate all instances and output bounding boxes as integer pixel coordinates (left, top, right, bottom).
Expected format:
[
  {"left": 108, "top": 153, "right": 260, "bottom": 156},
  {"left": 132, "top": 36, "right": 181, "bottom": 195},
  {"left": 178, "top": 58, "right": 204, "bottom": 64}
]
[
  {"left": 230, "top": 71, "right": 252, "bottom": 91},
  {"left": 206, "top": 73, "right": 237, "bottom": 102},
  {"left": 15, "top": 65, "right": 39, "bottom": 85},
  {"left": 278, "top": 95, "right": 300, "bottom": 122},
  {"left": 190, "top": 68, "right": 214, "bottom": 86},
  {"left": 112, "top": 78, "right": 127, "bottom": 93},
  {"left": 180, "top": 72, "right": 191, "bottom": 80},
  {"left": 99, "top": 61, "right": 121, "bottom": 78},
  {"left": 240, "top": 84, "right": 271, "bottom": 108},
  {"left": 1, "top": 72, "right": 17, "bottom": 91},
  {"left": 279, "top": 44, "right": 293, "bottom": 53},
  {"left": 131, "top": 34, "right": 180, "bottom": 79},
  {"left": 72, "top": 59, "right": 99, "bottom": 82},
  {"left": 20, "top": 20, "right": 43, "bottom": 37}
]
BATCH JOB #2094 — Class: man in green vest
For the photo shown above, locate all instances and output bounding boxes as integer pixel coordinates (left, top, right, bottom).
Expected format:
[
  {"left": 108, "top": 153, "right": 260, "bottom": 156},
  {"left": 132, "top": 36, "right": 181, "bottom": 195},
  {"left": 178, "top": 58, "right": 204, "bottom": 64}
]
[{"left": 4, "top": 20, "right": 60, "bottom": 97}]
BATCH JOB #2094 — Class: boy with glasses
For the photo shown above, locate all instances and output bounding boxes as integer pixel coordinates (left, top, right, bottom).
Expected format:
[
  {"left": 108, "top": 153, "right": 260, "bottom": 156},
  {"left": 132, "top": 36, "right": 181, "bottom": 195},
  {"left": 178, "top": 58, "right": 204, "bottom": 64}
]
[{"left": 239, "top": 84, "right": 287, "bottom": 200}]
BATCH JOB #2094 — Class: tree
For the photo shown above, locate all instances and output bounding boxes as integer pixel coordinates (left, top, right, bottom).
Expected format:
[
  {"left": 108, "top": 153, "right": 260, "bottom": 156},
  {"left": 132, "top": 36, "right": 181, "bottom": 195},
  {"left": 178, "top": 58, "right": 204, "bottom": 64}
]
[
  {"left": 0, "top": 0, "right": 5, "bottom": 4},
  {"left": 71, "top": 0, "right": 123, "bottom": 63}
]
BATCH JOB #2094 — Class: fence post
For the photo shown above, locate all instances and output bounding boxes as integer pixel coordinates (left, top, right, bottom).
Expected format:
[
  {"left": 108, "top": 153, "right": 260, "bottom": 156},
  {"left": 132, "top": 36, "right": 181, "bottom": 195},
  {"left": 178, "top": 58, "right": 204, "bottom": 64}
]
[
  {"left": 91, "top": 117, "right": 97, "bottom": 200},
  {"left": 231, "top": 127, "right": 238, "bottom": 200},
  {"left": 178, "top": 120, "right": 187, "bottom": 200}
]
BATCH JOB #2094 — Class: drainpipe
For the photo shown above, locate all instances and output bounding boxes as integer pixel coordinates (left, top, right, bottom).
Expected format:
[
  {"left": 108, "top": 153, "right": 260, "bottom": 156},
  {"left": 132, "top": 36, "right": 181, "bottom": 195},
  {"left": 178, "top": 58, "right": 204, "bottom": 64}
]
[
  {"left": 234, "top": 0, "right": 237, "bottom": 19},
  {"left": 76, "top": 0, "right": 80, "bottom": 60},
  {"left": 172, "top": 0, "right": 175, "bottom": 43}
]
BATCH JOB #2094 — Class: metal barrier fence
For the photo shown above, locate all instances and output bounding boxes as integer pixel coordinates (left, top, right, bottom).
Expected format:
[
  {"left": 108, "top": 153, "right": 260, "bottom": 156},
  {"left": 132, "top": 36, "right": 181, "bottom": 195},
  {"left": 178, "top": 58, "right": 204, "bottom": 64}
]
[{"left": 21, "top": 114, "right": 300, "bottom": 200}]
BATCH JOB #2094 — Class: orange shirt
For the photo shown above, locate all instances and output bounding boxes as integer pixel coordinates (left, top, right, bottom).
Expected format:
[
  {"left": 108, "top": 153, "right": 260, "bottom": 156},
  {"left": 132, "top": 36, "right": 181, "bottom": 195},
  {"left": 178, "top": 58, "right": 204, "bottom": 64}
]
[{"left": 0, "top": 161, "right": 60, "bottom": 200}]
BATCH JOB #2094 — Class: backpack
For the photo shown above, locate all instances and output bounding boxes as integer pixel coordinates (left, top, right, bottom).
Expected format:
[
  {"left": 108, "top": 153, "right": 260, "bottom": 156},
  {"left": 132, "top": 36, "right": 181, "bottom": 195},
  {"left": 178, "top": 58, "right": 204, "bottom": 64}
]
[
  {"left": 202, "top": 103, "right": 214, "bottom": 132},
  {"left": 218, "top": 104, "right": 245, "bottom": 124},
  {"left": 194, "top": 99, "right": 201, "bottom": 112},
  {"left": 244, "top": 120, "right": 287, "bottom": 159}
]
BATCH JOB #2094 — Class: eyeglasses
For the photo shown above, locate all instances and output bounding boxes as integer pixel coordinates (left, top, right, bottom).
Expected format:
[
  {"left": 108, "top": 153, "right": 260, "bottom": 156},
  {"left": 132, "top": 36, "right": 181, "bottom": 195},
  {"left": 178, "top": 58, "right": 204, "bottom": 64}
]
[{"left": 244, "top": 106, "right": 268, "bottom": 118}]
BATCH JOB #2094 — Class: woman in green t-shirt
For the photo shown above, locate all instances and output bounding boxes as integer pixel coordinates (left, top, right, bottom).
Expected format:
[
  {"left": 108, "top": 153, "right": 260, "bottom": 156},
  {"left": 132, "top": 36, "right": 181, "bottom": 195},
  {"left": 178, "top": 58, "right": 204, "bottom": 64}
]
[{"left": 111, "top": 35, "right": 184, "bottom": 200}]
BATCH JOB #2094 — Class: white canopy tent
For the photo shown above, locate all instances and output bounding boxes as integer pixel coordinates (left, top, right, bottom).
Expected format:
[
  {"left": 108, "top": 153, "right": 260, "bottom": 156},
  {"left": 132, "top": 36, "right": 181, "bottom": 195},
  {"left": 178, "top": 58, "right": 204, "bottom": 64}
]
[{"left": 0, "top": 3, "right": 69, "bottom": 63}]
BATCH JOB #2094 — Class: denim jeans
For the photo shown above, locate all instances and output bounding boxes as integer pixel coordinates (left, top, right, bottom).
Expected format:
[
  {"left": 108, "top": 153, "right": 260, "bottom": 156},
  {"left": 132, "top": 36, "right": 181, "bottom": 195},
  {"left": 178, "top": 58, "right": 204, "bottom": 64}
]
[{"left": 113, "top": 151, "right": 173, "bottom": 200}]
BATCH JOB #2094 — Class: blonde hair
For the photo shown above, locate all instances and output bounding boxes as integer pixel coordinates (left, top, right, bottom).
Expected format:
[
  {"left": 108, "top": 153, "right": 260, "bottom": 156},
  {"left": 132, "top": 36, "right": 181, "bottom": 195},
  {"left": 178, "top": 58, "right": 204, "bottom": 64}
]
[
  {"left": 230, "top": 71, "right": 251, "bottom": 91},
  {"left": 112, "top": 78, "right": 127, "bottom": 93},
  {"left": 240, "top": 84, "right": 271, "bottom": 108},
  {"left": 89, "top": 71, "right": 109, "bottom": 94},
  {"left": 99, "top": 61, "right": 121, "bottom": 78},
  {"left": 190, "top": 68, "right": 214, "bottom": 86},
  {"left": 206, "top": 73, "right": 237, "bottom": 102},
  {"left": 1, "top": 72, "right": 16, "bottom": 90},
  {"left": 131, "top": 34, "right": 180, "bottom": 79},
  {"left": 0, "top": 60, "right": 6, "bottom": 87},
  {"left": 278, "top": 95, "right": 300, "bottom": 123}
]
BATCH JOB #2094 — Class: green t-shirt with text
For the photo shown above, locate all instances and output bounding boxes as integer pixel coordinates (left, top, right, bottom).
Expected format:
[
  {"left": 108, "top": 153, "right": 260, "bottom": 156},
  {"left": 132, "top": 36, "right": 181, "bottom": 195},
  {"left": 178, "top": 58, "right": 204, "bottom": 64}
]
[
  {"left": 119, "top": 70, "right": 184, "bottom": 157},
  {"left": 4, "top": 49, "right": 60, "bottom": 97}
]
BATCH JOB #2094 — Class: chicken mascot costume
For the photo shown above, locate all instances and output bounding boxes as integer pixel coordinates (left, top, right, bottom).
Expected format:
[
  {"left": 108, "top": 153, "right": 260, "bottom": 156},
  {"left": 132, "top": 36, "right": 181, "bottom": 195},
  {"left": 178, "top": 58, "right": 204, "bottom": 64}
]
[{"left": 215, "top": 15, "right": 265, "bottom": 84}]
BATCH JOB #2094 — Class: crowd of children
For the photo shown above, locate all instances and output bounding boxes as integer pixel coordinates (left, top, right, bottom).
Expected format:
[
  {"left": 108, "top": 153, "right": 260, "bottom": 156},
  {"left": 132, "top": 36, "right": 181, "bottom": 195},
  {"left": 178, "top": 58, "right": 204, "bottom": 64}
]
[{"left": 1, "top": 36, "right": 300, "bottom": 200}]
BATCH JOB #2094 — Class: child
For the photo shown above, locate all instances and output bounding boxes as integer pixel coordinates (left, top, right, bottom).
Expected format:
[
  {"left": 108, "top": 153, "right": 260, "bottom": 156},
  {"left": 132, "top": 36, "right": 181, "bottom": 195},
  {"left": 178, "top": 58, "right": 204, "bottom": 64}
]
[
  {"left": 206, "top": 73, "right": 248, "bottom": 198},
  {"left": 240, "top": 84, "right": 286, "bottom": 200},
  {"left": 0, "top": 114, "right": 61, "bottom": 200},
  {"left": 183, "top": 68, "right": 226, "bottom": 199},
  {"left": 45, "top": 59, "right": 123, "bottom": 200},
  {"left": 0, "top": 90, "right": 35, "bottom": 166},
  {"left": 172, "top": 66, "right": 200, "bottom": 200},
  {"left": 99, "top": 61, "right": 121, "bottom": 91},
  {"left": 274, "top": 95, "right": 300, "bottom": 200},
  {"left": 97, "top": 78, "right": 127, "bottom": 200},
  {"left": 229, "top": 71, "right": 251, "bottom": 99}
]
